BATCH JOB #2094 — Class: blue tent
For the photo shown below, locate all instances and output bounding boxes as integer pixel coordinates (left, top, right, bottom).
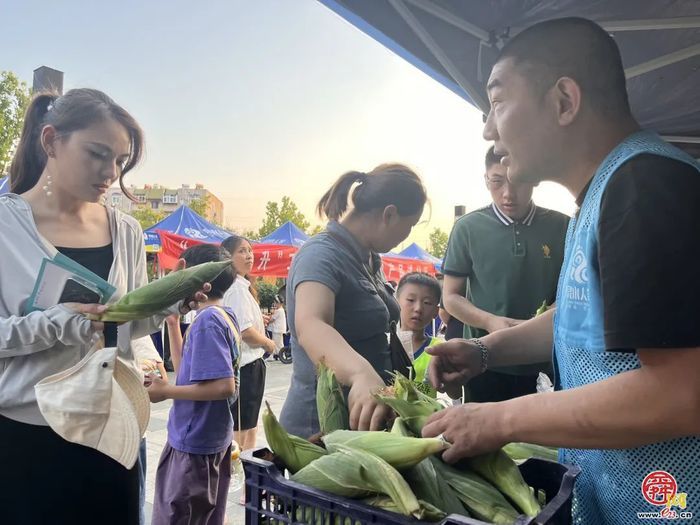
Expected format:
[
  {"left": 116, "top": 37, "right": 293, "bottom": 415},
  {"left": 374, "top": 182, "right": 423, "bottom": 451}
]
[
  {"left": 143, "top": 205, "right": 232, "bottom": 251},
  {"left": 318, "top": 1, "right": 700, "bottom": 157},
  {"left": 259, "top": 221, "right": 309, "bottom": 248},
  {"left": 399, "top": 242, "right": 443, "bottom": 273},
  {"left": 0, "top": 177, "right": 9, "bottom": 195}
]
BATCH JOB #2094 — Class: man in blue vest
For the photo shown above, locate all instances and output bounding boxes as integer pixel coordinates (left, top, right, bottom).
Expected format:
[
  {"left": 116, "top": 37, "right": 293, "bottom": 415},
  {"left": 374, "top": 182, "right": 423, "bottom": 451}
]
[{"left": 422, "top": 17, "right": 700, "bottom": 524}]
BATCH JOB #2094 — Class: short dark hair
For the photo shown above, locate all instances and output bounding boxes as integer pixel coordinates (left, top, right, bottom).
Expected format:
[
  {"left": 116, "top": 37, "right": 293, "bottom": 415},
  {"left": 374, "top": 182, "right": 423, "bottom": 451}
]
[
  {"left": 180, "top": 244, "right": 234, "bottom": 299},
  {"left": 497, "top": 17, "right": 631, "bottom": 117},
  {"left": 396, "top": 272, "right": 441, "bottom": 303},
  {"left": 485, "top": 145, "right": 503, "bottom": 170}
]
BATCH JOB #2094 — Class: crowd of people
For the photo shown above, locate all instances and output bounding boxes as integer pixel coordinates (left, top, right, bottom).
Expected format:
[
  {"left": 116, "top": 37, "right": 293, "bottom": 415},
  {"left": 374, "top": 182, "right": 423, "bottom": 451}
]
[{"left": 0, "top": 16, "right": 698, "bottom": 525}]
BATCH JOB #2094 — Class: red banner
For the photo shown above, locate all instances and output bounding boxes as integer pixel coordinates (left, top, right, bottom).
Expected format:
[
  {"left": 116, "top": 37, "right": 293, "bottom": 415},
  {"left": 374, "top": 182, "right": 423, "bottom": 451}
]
[
  {"left": 156, "top": 230, "right": 435, "bottom": 281},
  {"left": 156, "top": 231, "right": 296, "bottom": 277},
  {"left": 381, "top": 255, "right": 436, "bottom": 283}
]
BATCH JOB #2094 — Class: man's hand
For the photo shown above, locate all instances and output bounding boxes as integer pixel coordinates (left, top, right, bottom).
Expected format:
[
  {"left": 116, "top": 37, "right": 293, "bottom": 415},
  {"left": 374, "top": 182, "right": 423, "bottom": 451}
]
[
  {"left": 173, "top": 258, "right": 212, "bottom": 314},
  {"left": 146, "top": 375, "right": 171, "bottom": 403},
  {"left": 426, "top": 339, "right": 483, "bottom": 399},
  {"left": 422, "top": 403, "right": 508, "bottom": 462},
  {"left": 486, "top": 315, "right": 524, "bottom": 333}
]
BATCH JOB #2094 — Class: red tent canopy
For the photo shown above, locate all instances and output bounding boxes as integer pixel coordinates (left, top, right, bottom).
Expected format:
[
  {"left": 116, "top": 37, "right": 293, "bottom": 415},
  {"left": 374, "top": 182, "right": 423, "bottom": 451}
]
[{"left": 156, "top": 230, "right": 435, "bottom": 280}]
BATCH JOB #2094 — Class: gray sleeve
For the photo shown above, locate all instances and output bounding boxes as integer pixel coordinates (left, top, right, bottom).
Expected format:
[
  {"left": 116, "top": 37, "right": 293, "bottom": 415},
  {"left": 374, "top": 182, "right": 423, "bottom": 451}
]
[
  {"left": 0, "top": 305, "right": 94, "bottom": 357},
  {"left": 292, "top": 243, "right": 342, "bottom": 295}
]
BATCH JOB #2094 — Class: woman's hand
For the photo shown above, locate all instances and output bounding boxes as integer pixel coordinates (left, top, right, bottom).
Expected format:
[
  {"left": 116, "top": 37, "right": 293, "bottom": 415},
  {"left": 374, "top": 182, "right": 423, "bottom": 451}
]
[
  {"left": 62, "top": 302, "right": 108, "bottom": 332},
  {"left": 347, "top": 370, "right": 391, "bottom": 431}
]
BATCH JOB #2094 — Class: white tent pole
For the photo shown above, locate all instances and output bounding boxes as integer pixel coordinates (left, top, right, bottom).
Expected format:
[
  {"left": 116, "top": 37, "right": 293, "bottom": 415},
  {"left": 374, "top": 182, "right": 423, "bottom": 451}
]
[
  {"left": 661, "top": 135, "right": 700, "bottom": 144},
  {"left": 625, "top": 42, "right": 700, "bottom": 78},
  {"left": 600, "top": 17, "right": 700, "bottom": 32},
  {"left": 389, "top": 0, "right": 490, "bottom": 111},
  {"left": 405, "top": 0, "right": 491, "bottom": 42}
]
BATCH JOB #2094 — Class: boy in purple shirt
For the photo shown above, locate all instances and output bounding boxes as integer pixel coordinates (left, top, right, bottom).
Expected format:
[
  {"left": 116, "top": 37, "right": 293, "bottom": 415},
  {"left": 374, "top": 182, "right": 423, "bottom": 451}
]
[{"left": 148, "top": 244, "right": 240, "bottom": 525}]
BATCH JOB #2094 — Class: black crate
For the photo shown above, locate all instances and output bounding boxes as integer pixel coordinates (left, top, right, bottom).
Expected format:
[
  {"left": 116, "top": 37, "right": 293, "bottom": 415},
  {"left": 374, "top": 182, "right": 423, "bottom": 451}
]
[{"left": 242, "top": 448, "right": 580, "bottom": 525}]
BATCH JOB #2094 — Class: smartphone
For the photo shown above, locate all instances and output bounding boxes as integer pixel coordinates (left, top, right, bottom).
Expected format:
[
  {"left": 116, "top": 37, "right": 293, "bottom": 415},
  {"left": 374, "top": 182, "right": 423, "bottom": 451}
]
[{"left": 59, "top": 278, "right": 102, "bottom": 304}]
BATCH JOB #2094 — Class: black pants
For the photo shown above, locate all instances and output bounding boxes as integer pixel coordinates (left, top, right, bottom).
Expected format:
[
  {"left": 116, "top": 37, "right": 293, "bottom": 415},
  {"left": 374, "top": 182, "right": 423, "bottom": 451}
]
[
  {"left": 0, "top": 414, "right": 139, "bottom": 525},
  {"left": 467, "top": 369, "right": 544, "bottom": 402}
]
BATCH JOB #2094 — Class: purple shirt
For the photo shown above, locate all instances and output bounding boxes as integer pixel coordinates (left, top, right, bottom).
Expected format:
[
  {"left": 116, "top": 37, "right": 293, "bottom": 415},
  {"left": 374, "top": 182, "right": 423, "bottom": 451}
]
[{"left": 167, "top": 306, "right": 240, "bottom": 455}]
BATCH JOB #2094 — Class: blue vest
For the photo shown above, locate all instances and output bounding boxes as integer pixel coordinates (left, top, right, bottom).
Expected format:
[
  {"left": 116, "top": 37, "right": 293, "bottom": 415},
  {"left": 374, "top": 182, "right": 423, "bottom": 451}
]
[{"left": 554, "top": 131, "right": 700, "bottom": 524}]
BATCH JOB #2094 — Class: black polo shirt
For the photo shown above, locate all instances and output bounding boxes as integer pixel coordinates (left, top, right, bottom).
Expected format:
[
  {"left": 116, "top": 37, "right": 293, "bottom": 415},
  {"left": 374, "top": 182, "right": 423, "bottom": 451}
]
[{"left": 443, "top": 202, "right": 569, "bottom": 373}]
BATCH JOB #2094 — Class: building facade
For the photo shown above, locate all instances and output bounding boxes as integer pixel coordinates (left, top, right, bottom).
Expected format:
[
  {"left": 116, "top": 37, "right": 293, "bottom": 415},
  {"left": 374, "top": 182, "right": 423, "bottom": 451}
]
[{"left": 106, "top": 183, "right": 224, "bottom": 224}]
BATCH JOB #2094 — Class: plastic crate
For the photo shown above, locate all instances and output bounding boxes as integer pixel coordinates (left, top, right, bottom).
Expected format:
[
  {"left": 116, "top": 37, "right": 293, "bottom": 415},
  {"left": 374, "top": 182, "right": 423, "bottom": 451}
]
[{"left": 241, "top": 448, "right": 581, "bottom": 525}]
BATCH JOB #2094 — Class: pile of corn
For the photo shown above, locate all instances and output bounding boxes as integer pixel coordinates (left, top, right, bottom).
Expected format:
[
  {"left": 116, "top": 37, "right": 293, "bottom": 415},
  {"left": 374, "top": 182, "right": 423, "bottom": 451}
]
[
  {"left": 262, "top": 369, "right": 557, "bottom": 524},
  {"left": 91, "top": 260, "right": 231, "bottom": 322}
]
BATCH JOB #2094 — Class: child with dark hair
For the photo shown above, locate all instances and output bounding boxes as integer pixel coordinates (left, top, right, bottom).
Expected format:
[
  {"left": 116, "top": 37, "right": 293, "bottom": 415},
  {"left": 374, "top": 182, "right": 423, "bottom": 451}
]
[
  {"left": 148, "top": 244, "right": 240, "bottom": 525},
  {"left": 396, "top": 272, "right": 441, "bottom": 395}
]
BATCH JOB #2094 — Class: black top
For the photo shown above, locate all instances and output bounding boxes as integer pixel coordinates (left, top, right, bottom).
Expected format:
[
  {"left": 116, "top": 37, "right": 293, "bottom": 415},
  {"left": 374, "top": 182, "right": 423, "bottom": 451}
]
[
  {"left": 579, "top": 154, "right": 700, "bottom": 351},
  {"left": 56, "top": 244, "right": 116, "bottom": 347}
]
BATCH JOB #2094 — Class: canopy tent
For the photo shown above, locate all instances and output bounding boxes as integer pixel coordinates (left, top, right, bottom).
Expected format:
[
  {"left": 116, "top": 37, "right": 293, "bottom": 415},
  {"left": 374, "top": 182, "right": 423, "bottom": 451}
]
[
  {"left": 318, "top": 0, "right": 700, "bottom": 157},
  {"left": 258, "top": 221, "right": 309, "bottom": 248},
  {"left": 0, "top": 177, "right": 9, "bottom": 195},
  {"left": 398, "top": 242, "right": 443, "bottom": 273},
  {"left": 143, "top": 205, "right": 231, "bottom": 253}
]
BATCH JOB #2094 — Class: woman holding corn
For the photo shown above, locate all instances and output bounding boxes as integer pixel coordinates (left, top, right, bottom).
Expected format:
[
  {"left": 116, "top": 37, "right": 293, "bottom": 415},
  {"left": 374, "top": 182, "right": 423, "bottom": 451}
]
[
  {"left": 0, "top": 89, "right": 208, "bottom": 525},
  {"left": 280, "top": 164, "right": 427, "bottom": 438}
]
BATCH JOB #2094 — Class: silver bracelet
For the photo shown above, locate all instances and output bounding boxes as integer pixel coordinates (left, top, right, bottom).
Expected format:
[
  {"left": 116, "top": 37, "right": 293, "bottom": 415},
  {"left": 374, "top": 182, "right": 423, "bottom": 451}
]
[{"left": 469, "top": 338, "right": 489, "bottom": 373}]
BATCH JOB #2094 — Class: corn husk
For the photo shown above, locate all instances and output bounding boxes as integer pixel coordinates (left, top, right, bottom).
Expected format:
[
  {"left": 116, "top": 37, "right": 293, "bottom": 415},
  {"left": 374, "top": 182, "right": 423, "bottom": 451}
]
[
  {"left": 373, "top": 373, "right": 444, "bottom": 435},
  {"left": 362, "top": 495, "right": 447, "bottom": 522},
  {"left": 391, "top": 418, "right": 468, "bottom": 517},
  {"left": 503, "top": 442, "right": 559, "bottom": 463},
  {"left": 262, "top": 401, "right": 326, "bottom": 474},
  {"left": 94, "top": 260, "right": 231, "bottom": 322},
  {"left": 322, "top": 430, "right": 449, "bottom": 470},
  {"left": 316, "top": 363, "right": 349, "bottom": 433},
  {"left": 437, "top": 459, "right": 520, "bottom": 524},
  {"left": 291, "top": 444, "right": 422, "bottom": 518},
  {"left": 465, "top": 450, "right": 541, "bottom": 516}
]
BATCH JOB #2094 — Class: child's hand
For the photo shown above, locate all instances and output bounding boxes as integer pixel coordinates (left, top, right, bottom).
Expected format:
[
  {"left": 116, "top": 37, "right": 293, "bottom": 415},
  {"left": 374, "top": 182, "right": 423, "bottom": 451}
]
[{"left": 146, "top": 375, "right": 170, "bottom": 403}]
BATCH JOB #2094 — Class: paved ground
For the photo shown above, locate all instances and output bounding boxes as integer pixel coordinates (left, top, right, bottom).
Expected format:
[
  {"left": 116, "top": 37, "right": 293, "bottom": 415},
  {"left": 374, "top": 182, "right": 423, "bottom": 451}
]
[{"left": 144, "top": 359, "right": 293, "bottom": 525}]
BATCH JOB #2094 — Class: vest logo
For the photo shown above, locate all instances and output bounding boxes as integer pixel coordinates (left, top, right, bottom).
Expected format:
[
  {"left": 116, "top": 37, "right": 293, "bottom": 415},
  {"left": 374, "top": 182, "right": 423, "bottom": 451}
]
[
  {"left": 542, "top": 244, "right": 551, "bottom": 258},
  {"left": 183, "top": 228, "right": 206, "bottom": 239},
  {"left": 570, "top": 247, "right": 589, "bottom": 284}
]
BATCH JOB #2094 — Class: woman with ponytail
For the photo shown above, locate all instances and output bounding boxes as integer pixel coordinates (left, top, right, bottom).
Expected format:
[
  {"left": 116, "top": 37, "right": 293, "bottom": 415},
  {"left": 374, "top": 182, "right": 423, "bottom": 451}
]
[
  {"left": 279, "top": 164, "right": 427, "bottom": 438},
  {"left": 0, "top": 89, "right": 208, "bottom": 525}
]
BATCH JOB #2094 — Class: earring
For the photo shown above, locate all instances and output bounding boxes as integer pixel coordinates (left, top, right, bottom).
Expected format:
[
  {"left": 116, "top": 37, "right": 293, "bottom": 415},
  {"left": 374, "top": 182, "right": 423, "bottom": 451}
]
[{"left": 42, "top": 173, "right": 53, "bottom": 197}]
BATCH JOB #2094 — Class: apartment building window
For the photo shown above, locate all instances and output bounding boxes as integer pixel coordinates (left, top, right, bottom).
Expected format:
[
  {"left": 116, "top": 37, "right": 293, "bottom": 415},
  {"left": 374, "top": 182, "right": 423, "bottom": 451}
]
[
  {"left": 111, "top": 194, "right": 121, "bottom": 207},
  {"left": 163, "top": 194, "right": 178, "bottom": 204},
  {"left": 151, "top": 201, "right": 159, "bottom": 210}
]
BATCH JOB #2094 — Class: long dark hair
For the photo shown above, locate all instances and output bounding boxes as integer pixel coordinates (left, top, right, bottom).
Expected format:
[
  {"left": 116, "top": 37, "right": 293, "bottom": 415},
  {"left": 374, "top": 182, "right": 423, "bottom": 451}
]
[
  {"left": 221, "top": 235, "right": 259, "bottom": 303},
  {"left": 317, "top": 163, "right": 427, "bottom": 221},
  {"left": 9, "top": 88, "right": 144, "bottom": 198}
]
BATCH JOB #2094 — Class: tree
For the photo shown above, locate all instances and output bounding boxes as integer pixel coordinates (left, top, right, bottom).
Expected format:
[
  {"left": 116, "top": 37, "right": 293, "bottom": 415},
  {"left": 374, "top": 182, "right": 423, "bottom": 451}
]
[
  {"left": 188, "top": 194, "right": 210, "bottom": 218},
  {"left": 130, "top": 207, "right": 167, "bottom": 231},
  {"left": 255, "top": 280, "right": 279, "bottom": 310},
  {"left": 308, "top": 224, "right": 324, "bottom": 236},
  {"left": 428, "top": 227, "right": 449, "bottom": 259},
  {"left": 258, "top": 196, "right": 310, "bottom": 238},
  {"left": 0, "top": 71, "right": 31, "bottom": 176}
]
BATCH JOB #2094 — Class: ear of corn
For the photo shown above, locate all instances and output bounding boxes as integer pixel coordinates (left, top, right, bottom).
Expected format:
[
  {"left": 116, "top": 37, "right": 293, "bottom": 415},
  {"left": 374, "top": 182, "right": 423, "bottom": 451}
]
[
  {"left": 391, "top": 417, "right": 468, "bottom": 516},
  {"left": 322, "top": 430, "right": 449, "bottom": 470},
  {"left": 362, "top": 495, "right": 447, "bottom": 522},
  {"left": 291, "top": 444, "right": 422, "bottom": 518},
  {"left": 316, "top": 362, "right": 349, "bottom": 433},
  {"left": 465, "top": 450, "right": 541, "bottom": 516},
  {"left": 436, "top": 458, "right": 520, "bottom": 524},
  {"left": 94, "top": 260, "right": 231, "bottom": 322},
  {"left": 373, "top": 373, "right": 444, "bottom": 435},
  {"left": 262, "top": 401, "right": 326, "bottom": 474},
  {"left": 503, "top": 442, "right": 559, "bottom": 463}
]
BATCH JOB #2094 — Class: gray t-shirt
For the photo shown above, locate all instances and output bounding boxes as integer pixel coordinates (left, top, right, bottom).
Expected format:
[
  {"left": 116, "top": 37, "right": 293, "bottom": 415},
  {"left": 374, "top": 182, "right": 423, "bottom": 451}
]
[{"left": 279, "top": 221, "right": 398, "bottom": 438}]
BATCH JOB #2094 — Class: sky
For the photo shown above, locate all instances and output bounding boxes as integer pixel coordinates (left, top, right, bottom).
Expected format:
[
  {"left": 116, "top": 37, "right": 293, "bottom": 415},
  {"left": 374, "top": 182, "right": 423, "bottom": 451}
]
[{"left": 1, "top": 0, "right": 575, "bottom": 249}]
